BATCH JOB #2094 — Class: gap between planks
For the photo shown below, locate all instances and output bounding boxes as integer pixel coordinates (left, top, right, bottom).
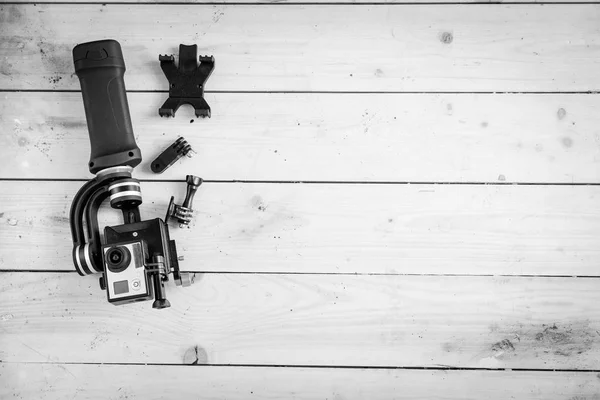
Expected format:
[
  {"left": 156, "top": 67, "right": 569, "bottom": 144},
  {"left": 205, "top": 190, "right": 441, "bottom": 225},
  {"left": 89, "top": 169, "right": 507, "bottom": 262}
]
[
  {"left": 4, "top": 360, "right": 600, "bottom": 373},
  {"left": 3, "top": 269, "right": 600, "bottom": 278},
  {"left": 3, "top": 1, "right": 600, "bottom": 5},
  {"left": 2, "top": 178, "right": 600, "bottom": 185},
  {"left": 3, "top": 89, "right": 600, "bottom": 94}
]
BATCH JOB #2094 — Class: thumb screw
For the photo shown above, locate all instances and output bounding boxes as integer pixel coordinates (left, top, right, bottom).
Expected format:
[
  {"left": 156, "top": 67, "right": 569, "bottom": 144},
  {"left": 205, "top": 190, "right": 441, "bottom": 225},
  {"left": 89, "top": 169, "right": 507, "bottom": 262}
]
[
  {"left": 178, "top": 175, "right": 202, "bottom": 227},
  {"left": 166, "top": 175, "right": 203, "bottom": 227},
  {"left": 182, "top": 175, "right": 202, "bottom": 209}
]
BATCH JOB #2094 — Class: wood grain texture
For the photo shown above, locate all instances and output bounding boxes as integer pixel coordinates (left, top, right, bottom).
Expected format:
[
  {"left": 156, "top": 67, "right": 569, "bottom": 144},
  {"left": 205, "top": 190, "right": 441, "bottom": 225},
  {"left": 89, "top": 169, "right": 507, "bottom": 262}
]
[
  {"left": 2, "top": 92, "right": 599, "bottom": 183},
  {"left": 1, "top": 272, "right": 600, "bottom": 368},
  {"left": 2, "top": 181, "right": 599, "bottom": 275},
  {"left": 2, "top": 364, "right": 600, "bottom": 400},
  {"left": 2, "top": 4, "right": 600, "bottom": 92},
  {"left": 1, "top": 1, "right": 598, "bottom": 397}
]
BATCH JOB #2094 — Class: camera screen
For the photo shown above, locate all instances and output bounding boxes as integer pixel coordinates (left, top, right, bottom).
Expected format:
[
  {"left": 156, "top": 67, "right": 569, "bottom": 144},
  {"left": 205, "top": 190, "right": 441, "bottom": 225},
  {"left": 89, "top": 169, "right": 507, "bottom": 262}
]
[{"left": 113, "top": 280, "right": 129, "bottom": 295}]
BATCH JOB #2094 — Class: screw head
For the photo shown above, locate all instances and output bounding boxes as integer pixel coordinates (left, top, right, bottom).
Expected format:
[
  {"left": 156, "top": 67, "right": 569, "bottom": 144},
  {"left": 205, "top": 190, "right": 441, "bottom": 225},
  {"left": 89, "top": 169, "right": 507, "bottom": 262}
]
[{"left": 186, "top": 175, "right": 203, "bottom": 187}]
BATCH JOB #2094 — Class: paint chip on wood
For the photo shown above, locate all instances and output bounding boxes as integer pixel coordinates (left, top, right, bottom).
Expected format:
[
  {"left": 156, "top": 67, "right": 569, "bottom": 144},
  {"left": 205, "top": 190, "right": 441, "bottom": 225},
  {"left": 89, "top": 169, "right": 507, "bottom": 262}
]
[
  {"left": 251, "top": 195, "right": 267, "bottom": 212},
  {"left": 534, "top": 323, "right": 595, "bottom": 357},
  {"left": 486, "top": 321, "right": 598, "bottom": 361},
  {"left": 491, "top": 339, "right": 515, "bottom": 353},
  {"left": 1, "top": 314, "right": 14, "bottom": 322}
]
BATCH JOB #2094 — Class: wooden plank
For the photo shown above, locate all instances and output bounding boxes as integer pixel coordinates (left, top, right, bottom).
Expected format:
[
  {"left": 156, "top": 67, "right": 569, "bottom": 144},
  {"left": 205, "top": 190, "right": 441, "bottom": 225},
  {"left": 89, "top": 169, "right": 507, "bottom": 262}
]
[
  {"left": 1, "top": 272, "right": 599, "bottom": 368},
  {"left": 7, "top": 0, "right": 598, "bottom": 3},
  {"left": 2, "top": 181, "right": 599, "bottom": 275},
  {"left": 2, "top": 4, "right": 600, "bottom": 92},
  {"left": 2, "top": 92, "right": 599, "bottom": 183},
  {"left": 1, "top": 364, "right": 599, "bottom": 400}
]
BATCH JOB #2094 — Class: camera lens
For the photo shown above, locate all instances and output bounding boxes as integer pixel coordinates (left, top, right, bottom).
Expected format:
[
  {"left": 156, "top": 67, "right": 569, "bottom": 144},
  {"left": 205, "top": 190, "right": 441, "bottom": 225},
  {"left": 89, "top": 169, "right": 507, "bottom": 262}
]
[
  {"left": 109, "top": 250, "right": 123, "bottom": 265},
  {"left": 106, "top": 246, "right": 131, "bottom": 273}
]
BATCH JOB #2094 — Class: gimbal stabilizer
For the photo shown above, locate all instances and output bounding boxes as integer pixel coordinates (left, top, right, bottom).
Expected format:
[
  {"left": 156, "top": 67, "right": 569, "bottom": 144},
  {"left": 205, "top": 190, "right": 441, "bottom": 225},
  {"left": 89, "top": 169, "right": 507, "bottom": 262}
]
[{"left": 69, "top": 40, "right": 193, "bottom": 309}]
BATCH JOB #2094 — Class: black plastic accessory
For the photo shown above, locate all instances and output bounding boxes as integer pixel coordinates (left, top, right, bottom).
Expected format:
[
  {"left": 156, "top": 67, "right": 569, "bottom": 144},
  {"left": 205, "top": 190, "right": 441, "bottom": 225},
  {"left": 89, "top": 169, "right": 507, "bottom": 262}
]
[
  {"left": 158, "top": 44, "right": 215, "bottom": 118},
  {"left": 166, "top": 175, "right": 203, "bottom": 228},
  {"left": 73, "top": 40, "right": 142, "bottom": 174},
  {"left": 151, "top": 137, "right": 194, "bottom": 174}
]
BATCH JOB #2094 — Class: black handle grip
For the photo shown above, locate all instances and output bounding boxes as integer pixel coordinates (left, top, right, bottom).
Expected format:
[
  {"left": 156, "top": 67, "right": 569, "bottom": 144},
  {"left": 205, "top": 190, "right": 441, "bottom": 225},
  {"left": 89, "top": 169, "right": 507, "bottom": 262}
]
[{"left": 73, "top": 40, "right": 142, "bottom": 174}]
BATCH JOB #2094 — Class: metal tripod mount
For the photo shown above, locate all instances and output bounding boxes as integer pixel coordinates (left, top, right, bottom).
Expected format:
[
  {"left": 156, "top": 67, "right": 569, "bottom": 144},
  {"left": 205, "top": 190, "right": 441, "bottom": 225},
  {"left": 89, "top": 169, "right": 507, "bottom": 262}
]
[
  {"left": 166, "top": 175, "right": 203, "bottom": 228},
  {"left": 70, "top": 39, "right": 194, "bottom": 309}
]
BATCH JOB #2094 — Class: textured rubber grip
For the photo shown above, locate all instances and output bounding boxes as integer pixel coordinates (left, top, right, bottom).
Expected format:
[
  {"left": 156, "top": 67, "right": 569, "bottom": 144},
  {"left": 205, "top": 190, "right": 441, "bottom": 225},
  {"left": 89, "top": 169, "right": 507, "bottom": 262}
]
[{"left": 73, "top": 40, "right": 142, "bottom": 174}]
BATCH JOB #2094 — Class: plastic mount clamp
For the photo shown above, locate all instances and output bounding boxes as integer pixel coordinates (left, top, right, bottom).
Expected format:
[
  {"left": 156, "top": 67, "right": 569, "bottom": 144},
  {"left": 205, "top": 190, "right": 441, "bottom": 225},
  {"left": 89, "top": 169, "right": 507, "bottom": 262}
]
[{"left": 158, "top": 44, "right": 215, "bottom": 118}]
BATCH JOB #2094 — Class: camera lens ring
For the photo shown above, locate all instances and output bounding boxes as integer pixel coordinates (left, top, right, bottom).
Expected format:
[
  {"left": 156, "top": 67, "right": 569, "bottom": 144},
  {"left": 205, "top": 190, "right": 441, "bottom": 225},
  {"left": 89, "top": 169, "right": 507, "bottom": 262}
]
[{"left": 106, "top": 246, "right": 131, "bottom": 273}]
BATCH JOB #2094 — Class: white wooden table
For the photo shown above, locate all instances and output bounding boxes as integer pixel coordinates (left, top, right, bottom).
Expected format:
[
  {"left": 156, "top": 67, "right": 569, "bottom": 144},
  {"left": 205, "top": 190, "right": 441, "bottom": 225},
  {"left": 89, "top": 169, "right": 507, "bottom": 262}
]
[{"left": 1, "top": 1, "right": 600, "bottom": 398}]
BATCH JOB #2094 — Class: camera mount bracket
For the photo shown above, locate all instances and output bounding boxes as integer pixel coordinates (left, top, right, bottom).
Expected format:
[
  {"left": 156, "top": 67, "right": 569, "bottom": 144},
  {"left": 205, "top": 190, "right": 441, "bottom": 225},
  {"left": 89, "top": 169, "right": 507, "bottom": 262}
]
[{"left": 158, "top": 44, "right": 215, "bottom": 118}]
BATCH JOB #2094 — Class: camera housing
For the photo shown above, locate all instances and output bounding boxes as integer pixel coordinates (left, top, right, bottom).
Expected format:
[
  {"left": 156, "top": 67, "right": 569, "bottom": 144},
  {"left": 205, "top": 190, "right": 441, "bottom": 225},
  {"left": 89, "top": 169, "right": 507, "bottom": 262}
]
[
  {"left": 101, "top": 218, "right": 179, "bottom": 308},
  {"left": 103, "top": 241, "right": 153, "bottom": 304}
]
